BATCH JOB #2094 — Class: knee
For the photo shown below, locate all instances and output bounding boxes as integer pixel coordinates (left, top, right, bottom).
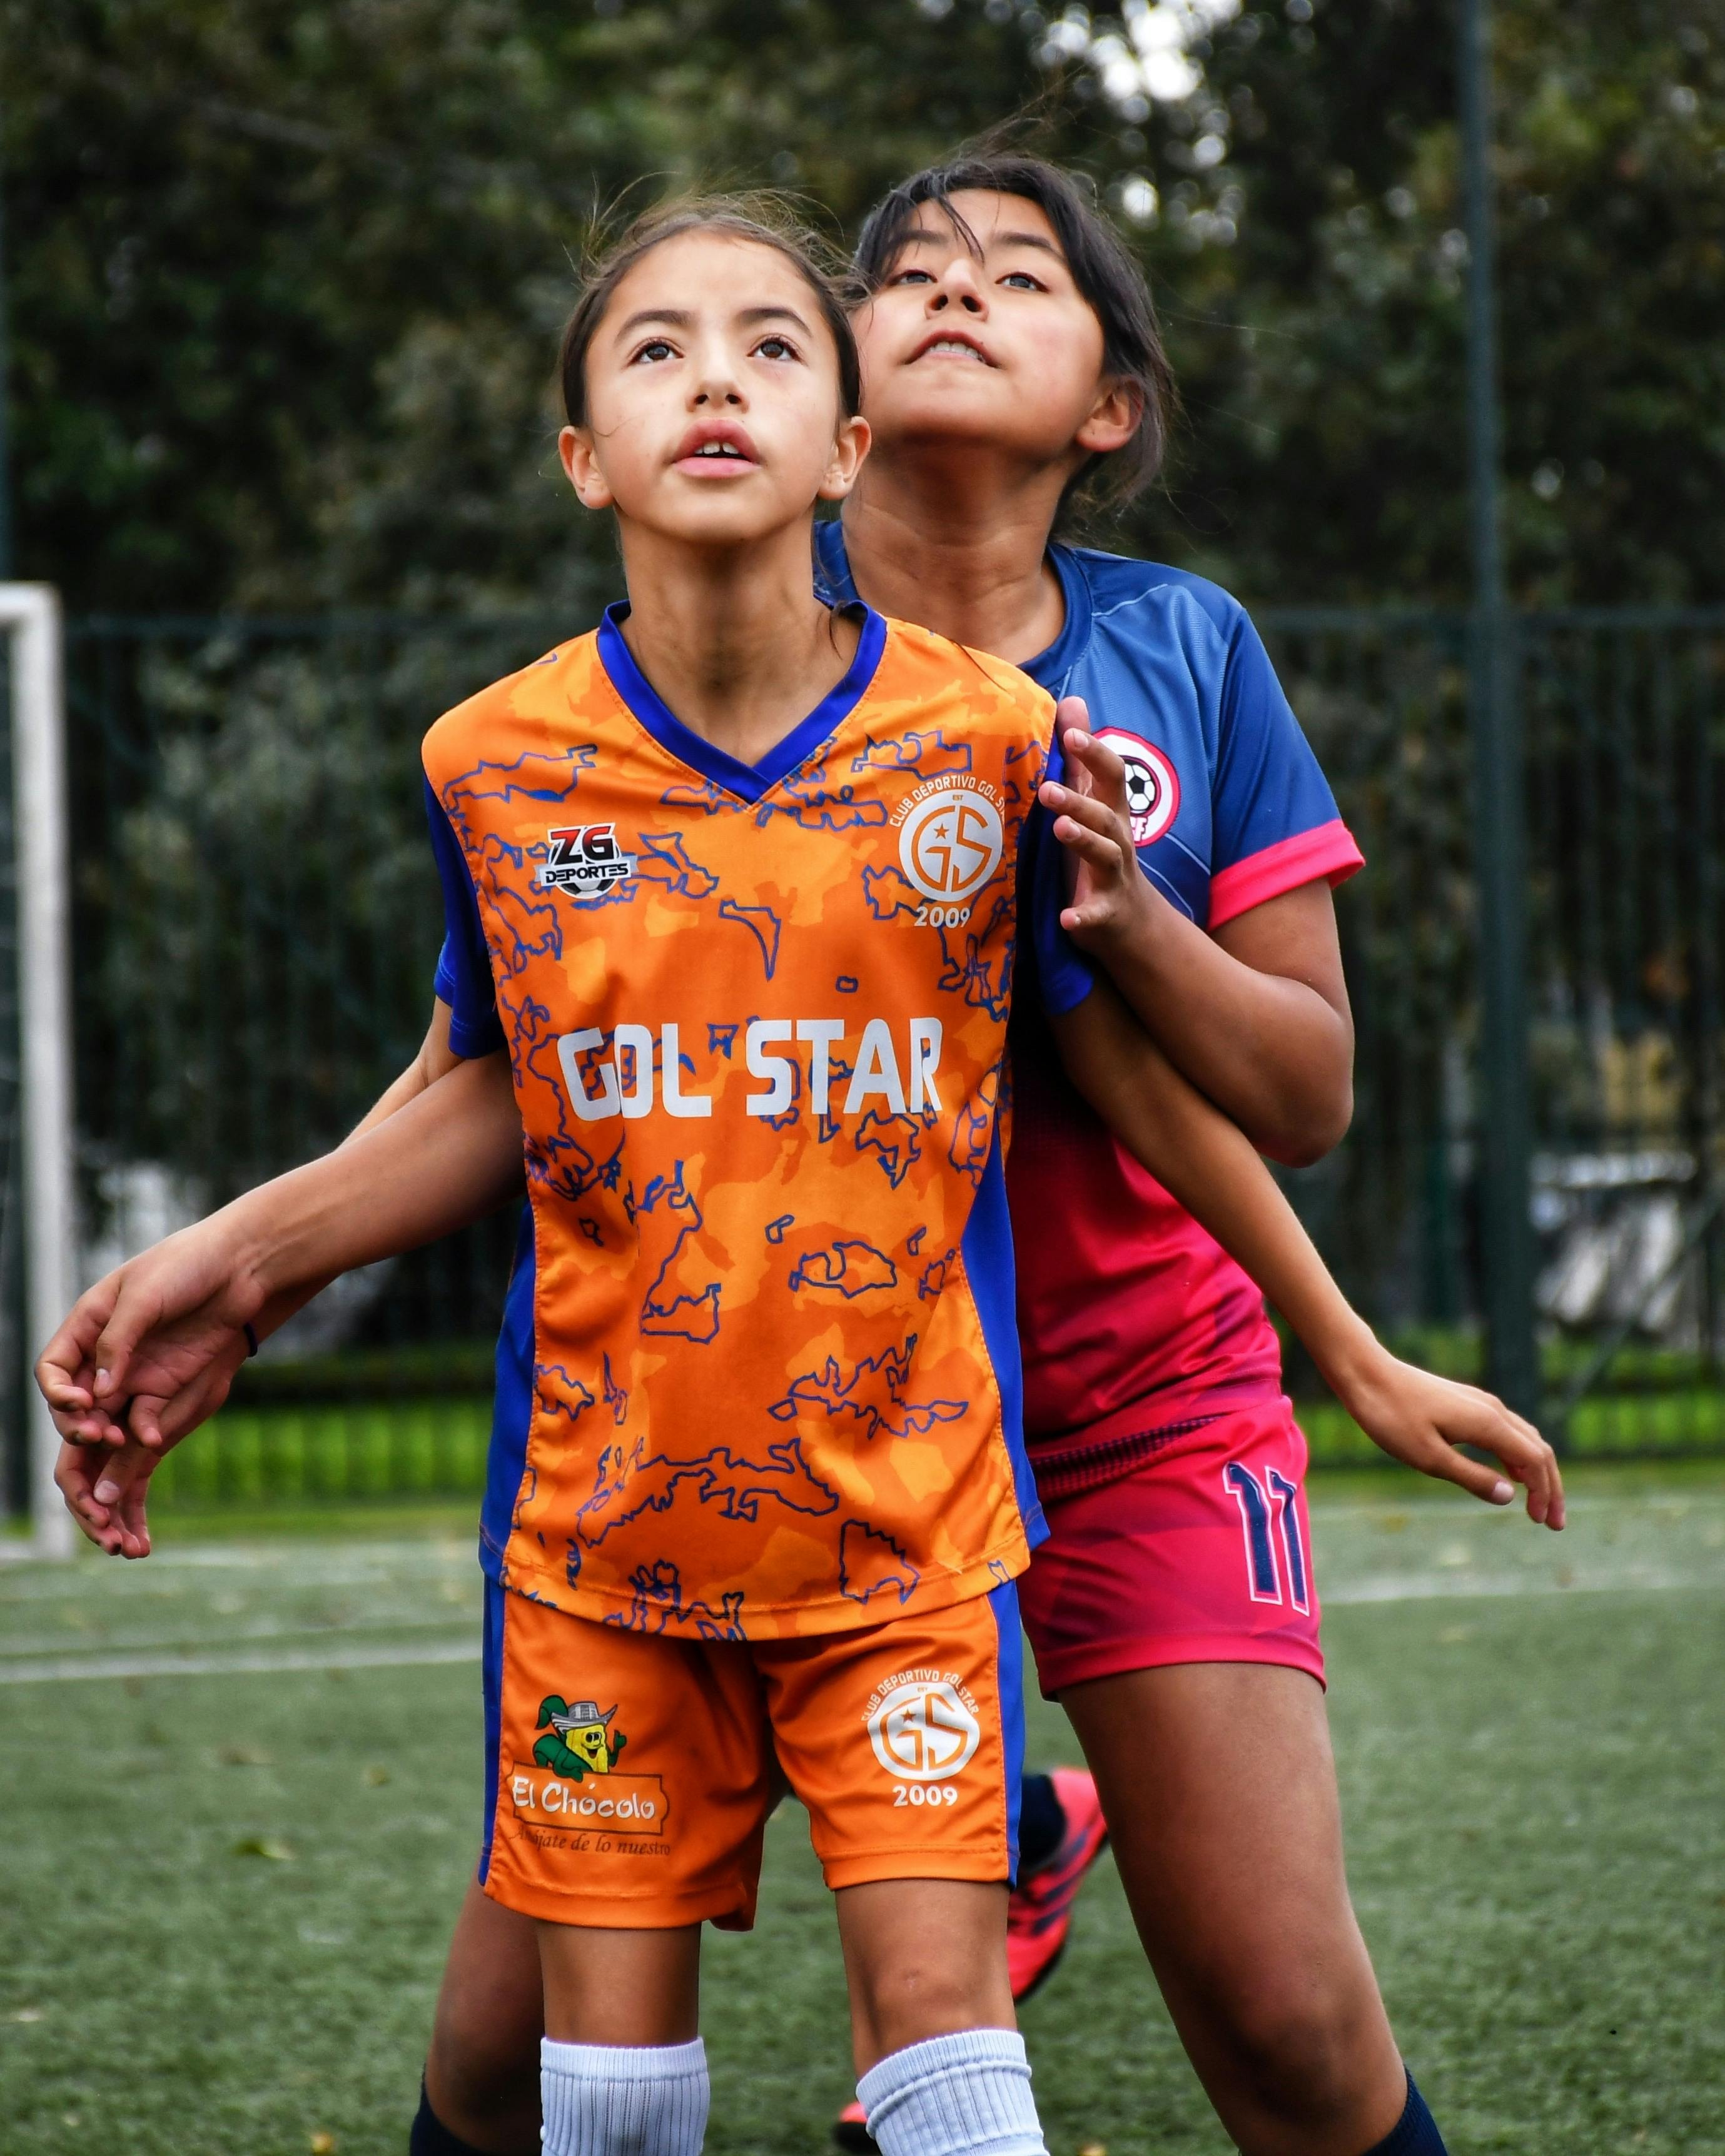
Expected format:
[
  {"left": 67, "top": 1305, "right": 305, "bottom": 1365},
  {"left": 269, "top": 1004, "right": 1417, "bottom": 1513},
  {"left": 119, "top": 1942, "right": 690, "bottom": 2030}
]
[
  {"left": 426, "top": 2010, "right": 540, "bottom": 2138},
  {"left": 1213, "top": 1970, "right": 1387, "bottom": 2127},
  {"left": 852, "top": 1959, "right": 1011, "bottom": 2064}
]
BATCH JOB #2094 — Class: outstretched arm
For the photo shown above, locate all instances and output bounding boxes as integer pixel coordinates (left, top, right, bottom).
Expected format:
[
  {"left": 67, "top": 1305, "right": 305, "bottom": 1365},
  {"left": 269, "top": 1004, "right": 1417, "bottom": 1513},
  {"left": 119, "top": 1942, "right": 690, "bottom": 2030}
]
[
  {"left": 38, "top": 1047, "right": 522, "bottom": 1451},
  {"left": 1048, "top": 980, "right": 1563, "bottom": 1529}
]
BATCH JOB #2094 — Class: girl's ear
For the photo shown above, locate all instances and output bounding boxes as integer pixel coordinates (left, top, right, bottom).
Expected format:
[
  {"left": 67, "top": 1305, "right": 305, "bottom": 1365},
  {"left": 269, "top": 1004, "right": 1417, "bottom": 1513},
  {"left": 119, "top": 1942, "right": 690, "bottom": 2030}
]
[
  {"left": 1074, "top": 378, "right": 1142, "bottom": 460},
  {"left": 818, "top": 413, "right": 872, "bottom": 503},
  {"left": 560, "top": 425, "right": 614, "bottom": 511}
]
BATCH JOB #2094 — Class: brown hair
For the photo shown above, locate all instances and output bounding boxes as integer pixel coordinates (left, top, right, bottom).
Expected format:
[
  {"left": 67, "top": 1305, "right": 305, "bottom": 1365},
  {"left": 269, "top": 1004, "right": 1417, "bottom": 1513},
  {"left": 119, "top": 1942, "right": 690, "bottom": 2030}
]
[
  {"left": 854, "top": 150, "right": 1178, "bottom": 530},
  {"left": 558, "top": 194, "right": 864, "bottom": 429}
]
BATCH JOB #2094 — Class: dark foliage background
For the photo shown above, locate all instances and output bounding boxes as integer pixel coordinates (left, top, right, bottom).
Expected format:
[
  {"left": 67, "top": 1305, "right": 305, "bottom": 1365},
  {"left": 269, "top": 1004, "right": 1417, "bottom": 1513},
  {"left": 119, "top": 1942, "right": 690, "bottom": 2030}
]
[{"left": 5, "top": 0, "right": 1722, "bottom": 615}]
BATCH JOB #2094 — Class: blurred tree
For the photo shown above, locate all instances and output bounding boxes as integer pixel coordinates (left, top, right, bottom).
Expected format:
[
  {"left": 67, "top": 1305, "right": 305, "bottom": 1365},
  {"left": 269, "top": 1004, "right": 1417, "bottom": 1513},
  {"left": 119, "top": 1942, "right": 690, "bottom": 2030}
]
[{"left": 2, "top": 0, "right": 1721, "bottom": 612}]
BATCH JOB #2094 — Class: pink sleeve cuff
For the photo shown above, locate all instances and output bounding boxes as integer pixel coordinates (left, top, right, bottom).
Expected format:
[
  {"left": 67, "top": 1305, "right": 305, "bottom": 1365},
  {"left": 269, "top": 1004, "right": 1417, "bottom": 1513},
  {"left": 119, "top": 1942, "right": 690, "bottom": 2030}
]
[{"left": 1206, "top": 819, "right": 1365, "bottom": 930}]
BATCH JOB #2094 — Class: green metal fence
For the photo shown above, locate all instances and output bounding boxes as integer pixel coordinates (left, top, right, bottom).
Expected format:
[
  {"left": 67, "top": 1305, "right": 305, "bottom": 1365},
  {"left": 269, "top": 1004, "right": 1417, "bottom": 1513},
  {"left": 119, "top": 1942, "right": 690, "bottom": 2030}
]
[{"left": 9, "top": 600, "right": 1725, "bottom": 1514}]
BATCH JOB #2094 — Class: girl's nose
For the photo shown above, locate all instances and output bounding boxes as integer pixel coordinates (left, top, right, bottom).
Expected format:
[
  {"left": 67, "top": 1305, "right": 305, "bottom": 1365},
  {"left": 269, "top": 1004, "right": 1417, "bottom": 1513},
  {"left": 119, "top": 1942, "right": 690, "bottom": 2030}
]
[{"left": 931, "top": 261, "right": 988, "bottom": 316}]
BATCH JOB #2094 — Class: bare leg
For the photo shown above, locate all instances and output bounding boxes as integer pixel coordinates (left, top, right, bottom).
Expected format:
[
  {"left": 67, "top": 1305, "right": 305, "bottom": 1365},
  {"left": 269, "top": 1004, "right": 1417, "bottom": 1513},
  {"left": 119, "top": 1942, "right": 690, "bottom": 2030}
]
[
  {"left": 423, "top": 1880, "right": 544, "bottom": 2155},
  {"left": 537, "top": 1919, "right": 703, "bottom": 2046},
  {"left": 1062, "top": 1663, "right": 1409, "bottom": 2156},
  {"left": 834, "top": 1878, "right": 1015, "bottom": 2075}
]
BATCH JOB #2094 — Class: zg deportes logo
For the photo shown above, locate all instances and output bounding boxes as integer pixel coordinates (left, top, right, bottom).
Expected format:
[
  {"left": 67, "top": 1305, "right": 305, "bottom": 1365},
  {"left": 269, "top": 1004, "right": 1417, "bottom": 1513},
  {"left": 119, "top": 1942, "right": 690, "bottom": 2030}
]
[{"left": 865, "top": 1669, "right": 982, "bottom": 1784}]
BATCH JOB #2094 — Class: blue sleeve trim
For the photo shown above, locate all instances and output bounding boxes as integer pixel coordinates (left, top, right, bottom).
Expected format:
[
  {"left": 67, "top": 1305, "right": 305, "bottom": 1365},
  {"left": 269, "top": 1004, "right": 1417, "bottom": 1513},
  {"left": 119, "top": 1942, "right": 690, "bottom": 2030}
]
[{"left": 424, "top": 777, "right": 506, "bottom": 1059}]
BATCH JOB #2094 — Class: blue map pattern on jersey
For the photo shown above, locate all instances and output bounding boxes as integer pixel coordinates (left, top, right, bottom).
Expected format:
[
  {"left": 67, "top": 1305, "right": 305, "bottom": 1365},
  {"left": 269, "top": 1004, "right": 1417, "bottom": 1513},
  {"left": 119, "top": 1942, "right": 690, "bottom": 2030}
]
[
  {"left": 637, "top": 1161, "right": 722, "bottom": 1343},
  {"left": 787, "top": 1239, "right": 899, "bottom": 1297},
  {"left": 607, "top": 1559, "right": 749, "bottom": 1640},
  {"left": 839, "top": 1519, "right": 921, "bottom": 1607},
  {"left": 717, "top": 895, "right": 782, "bottom": 979},
  {"left": 574, "top": 1433, "right": 841, "bottom": 1548},
  {"left": 769, "top": 1336, "right": 968, "bottom": 1445}
]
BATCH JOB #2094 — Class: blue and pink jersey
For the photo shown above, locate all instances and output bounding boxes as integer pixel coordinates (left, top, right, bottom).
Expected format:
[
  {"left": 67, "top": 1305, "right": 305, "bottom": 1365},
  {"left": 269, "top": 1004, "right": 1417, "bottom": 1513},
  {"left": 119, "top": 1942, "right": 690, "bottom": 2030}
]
[{"left": 814, "top": 526, "right": 1363, "bottom": 1492}]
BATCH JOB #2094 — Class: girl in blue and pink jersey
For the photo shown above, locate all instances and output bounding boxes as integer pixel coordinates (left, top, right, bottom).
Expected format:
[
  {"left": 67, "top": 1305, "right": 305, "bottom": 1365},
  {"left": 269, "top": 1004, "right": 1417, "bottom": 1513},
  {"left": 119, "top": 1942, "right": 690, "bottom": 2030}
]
[{"left": 814, "top": 153, "right": 1548, "bottom": 2156}]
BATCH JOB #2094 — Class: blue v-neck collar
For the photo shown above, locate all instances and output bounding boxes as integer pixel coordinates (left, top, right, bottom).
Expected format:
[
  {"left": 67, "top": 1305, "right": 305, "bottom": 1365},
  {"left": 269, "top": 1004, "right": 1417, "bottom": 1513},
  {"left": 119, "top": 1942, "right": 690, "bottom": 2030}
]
[{"left": 597, "top": 600, "right": 888, "bottom": 805}]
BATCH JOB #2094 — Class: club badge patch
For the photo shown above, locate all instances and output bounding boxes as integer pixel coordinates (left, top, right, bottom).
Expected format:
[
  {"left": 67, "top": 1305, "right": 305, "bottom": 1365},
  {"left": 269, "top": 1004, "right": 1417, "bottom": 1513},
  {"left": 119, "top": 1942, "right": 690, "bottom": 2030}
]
[
  {"left": 1093, "top": 730, "right": 1180, "bottom": 849},
  {"left": 865, "top": 1666, "right": 981, "bottom": 1785},
  {"left": 892, "top": 776, "right": 1006, "bottom": 922}
]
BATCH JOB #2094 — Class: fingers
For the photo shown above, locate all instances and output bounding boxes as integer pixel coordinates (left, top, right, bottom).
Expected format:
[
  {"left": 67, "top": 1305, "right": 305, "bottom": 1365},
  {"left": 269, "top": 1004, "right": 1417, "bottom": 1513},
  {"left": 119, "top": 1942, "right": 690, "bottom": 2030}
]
[
  {"left": 1434, "top": 1386, "right": 1566, "bottom": 1529},
  {"left": 36, "top": 1278, "right": 123, "bottom": 1431},
  {"left": 106, "top": 1448, "right": 157, "bottom": 1559},
  {"left": 55, "top": 1441, "right": 116, "bottom": 1550},
  {"left": 1054, "top": 696, "right": 1092, "bottom": 756},
  {"left": 1417, "top": 1438, "right": 1517, "bottom": 1508},
  {"left": 1052, "top": 815, "right": 1130, "bottom": 874},
  {"left": 54, "top": 1439, "right": 149, "bottom": 1556},
  {"left": 88, "top": 1289, "right": 164, "bottom": 1402},
  {"left": 1062, "top": 728, "right": 1131, "bottom": 818}
]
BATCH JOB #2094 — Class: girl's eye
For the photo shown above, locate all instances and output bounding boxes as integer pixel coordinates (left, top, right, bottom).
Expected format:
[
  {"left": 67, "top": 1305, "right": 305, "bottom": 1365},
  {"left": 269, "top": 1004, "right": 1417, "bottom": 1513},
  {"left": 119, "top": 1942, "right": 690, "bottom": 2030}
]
[
  {"left": 1001, "top": 273, "right": 1043, "bottom": 291},
  {"left": 891, "top": 268, "right": 936, "bottom": 286},
  {"left": 632, "top": 338, "right": 676, "bottom": 364},
  {"left": 754, "top": 336, "right": 797, "bottom": 361}
]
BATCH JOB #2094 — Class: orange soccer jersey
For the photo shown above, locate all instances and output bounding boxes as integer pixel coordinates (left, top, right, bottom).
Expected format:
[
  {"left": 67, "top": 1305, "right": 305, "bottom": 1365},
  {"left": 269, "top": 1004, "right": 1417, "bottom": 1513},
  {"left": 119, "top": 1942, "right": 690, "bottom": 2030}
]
[{"left": 423, "top": 603, "right": 1092, "bottom": 1641}]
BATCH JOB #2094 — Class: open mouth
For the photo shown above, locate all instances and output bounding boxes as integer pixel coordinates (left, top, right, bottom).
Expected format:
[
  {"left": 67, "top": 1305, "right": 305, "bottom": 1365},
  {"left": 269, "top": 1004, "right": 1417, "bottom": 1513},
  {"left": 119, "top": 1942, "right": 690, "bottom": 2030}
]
[
  {"left": 911, "top": 332, "right": 994, "bottom": 366},
  {"left": 674, "top": 421, "right": 759, "bottom": 469}
]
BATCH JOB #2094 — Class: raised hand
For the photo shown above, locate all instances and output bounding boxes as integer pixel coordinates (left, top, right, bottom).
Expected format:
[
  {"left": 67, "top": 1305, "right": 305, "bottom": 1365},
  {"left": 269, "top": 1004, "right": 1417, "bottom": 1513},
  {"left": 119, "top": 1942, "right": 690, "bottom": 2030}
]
[{"left": 1038, "top": 697, "right": 1156, "bottom": 949}]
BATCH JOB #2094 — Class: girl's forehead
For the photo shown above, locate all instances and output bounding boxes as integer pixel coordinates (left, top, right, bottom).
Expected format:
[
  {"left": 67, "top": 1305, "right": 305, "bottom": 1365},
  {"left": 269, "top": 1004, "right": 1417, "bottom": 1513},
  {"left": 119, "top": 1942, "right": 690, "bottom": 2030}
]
[
  {"left": 604, "top": 231, "right": 816, "bottom": 318},
  {"left": 896, "top": 191, "right": 1065, "bottom": 259}
]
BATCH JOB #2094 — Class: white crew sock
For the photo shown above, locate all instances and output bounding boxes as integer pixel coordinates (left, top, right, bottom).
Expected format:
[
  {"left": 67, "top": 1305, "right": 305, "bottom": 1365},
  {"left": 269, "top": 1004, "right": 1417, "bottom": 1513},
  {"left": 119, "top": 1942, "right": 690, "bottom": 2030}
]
[
  {"left": 540, "top": 2035, "right": 709, "bottom": 2156},
  {"left": 857, "top": 2028, "right": 1048, "bottom": 2156}
]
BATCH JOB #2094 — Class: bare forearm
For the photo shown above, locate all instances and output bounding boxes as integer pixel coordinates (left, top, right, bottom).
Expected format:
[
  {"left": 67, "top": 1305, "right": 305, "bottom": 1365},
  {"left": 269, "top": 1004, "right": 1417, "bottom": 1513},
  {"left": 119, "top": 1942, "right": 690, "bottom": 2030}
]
[
  {"left": 347, "top": 999, "right": 463, "bottom": 1140},
  {"left": 1051, "top": 986, "right": 1375, "bottom": 1393},
  {"left": 212, "top": 1053, "right": 524, "bottom": 1304},
  {"left": 1090, "top": 896, "right": 1352, "bottom": 1164}
]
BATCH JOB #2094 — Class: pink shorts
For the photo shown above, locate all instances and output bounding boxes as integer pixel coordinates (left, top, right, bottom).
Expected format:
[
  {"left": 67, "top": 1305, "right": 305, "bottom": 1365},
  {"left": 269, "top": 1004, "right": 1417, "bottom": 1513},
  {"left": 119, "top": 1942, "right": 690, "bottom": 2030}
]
[{"left": 1017, "top": 1398, "right": 1325, "bottom": 1696}]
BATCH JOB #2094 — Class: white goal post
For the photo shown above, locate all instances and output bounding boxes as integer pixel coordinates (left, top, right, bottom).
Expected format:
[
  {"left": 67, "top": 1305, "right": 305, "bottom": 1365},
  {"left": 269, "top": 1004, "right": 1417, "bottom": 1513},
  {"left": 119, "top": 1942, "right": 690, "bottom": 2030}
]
[{"left": 1, "top": 585, "right": 76, "bottom": 1558}]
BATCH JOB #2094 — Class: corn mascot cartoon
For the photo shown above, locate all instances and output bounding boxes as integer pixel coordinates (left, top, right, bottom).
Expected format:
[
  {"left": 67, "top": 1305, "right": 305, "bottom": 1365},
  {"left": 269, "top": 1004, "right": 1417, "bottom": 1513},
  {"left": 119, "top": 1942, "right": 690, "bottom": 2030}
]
[{"left": 533, "top": 1696, "right": 628, "bottom": 1780}]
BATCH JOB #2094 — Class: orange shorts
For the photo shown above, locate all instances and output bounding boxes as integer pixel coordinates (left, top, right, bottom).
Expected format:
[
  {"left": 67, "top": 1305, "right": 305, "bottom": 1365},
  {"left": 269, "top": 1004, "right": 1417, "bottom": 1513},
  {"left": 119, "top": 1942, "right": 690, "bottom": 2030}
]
[{"left": 478, "top": 1578, "right": 1026, "bottom": 1930}]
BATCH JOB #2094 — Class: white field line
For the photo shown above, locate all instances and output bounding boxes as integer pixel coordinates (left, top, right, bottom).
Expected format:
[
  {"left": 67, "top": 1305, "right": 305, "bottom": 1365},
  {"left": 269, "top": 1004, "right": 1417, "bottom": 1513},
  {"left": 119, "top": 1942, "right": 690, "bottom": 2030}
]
[
  {"left": 0, "top": 1610, "right": 481, "bottom": 1661},
  {"left": 0, "top": 1636, "right": 480, "bottom": 1686}
]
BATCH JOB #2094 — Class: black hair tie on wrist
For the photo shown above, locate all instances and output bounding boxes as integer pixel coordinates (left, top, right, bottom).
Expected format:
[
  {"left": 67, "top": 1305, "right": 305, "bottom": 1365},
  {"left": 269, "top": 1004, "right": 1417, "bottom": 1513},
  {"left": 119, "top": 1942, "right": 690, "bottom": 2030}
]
[{"left": 243, "top": 1322, "right": 260, "bottom": 1359}]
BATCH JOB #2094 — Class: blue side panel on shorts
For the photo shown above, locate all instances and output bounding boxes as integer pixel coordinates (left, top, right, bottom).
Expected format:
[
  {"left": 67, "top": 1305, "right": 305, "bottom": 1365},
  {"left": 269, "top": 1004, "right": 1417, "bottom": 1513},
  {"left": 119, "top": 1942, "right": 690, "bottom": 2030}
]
[
  {"left": 989, "top": 1578, "right": 1026, "bottom": 1885},
  {"left": 961, "top": 1124, "right": 1048, "bottom": 1552},
  {"left": 481, "top": 1207, "right": 536, "bottom": 1579},
  {"left": 479, "top": 1576, "right": 506, "bottom": 1885}
]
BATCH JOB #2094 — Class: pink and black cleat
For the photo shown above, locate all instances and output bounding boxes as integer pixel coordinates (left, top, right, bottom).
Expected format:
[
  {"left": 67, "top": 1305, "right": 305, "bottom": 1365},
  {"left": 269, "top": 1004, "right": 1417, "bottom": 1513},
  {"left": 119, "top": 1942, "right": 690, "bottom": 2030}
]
[
  {"left": 830, "top": 1768, "right": 1111, "bottom": 2150},
  {"left": 1006, "top": 1766, "right": 1110, "bottom": 2003},
  {"left": 833, "top": 2098, "right": 874, "bottom": 2153}
]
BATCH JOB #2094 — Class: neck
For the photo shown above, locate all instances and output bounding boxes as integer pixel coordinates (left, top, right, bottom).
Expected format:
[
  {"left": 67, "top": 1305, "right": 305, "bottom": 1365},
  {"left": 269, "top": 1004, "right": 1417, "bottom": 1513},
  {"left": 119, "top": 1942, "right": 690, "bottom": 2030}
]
[
  {"left": 614, "top": 519, "right": 856, "bottom": 763},
  {"left": 839, "top": 442, "right": 1070, "bottom": 664}
]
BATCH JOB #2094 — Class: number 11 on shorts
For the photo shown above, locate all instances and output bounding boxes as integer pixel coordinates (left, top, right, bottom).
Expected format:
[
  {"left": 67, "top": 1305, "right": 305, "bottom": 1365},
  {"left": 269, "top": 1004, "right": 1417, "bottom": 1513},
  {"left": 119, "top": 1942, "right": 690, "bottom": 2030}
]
[{"left": 1223, "top": 1463, "right": 1310, "bottom": 1614}]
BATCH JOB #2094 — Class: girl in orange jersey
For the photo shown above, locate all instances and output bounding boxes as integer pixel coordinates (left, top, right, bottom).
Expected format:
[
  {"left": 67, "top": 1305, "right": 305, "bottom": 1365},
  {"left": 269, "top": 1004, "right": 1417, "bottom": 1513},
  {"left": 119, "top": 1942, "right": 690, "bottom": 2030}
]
[{"left": 41, "top": 198, "right": 1557, "bottom": 2156}]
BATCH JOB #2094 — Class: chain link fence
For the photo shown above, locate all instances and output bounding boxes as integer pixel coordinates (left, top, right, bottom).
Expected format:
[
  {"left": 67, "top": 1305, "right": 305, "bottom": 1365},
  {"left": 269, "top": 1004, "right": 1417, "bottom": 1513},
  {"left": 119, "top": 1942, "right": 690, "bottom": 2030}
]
[{"left": 6, "top": 599, "right": 1724, "bottom": 1516}]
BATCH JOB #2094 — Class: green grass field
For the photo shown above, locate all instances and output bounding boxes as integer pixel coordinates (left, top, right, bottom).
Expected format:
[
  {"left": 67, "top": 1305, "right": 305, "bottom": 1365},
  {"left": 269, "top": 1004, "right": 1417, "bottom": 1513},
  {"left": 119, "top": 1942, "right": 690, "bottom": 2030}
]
[{"left": 4, "top": 1473, "right": 1724, "bottom": 2155}]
